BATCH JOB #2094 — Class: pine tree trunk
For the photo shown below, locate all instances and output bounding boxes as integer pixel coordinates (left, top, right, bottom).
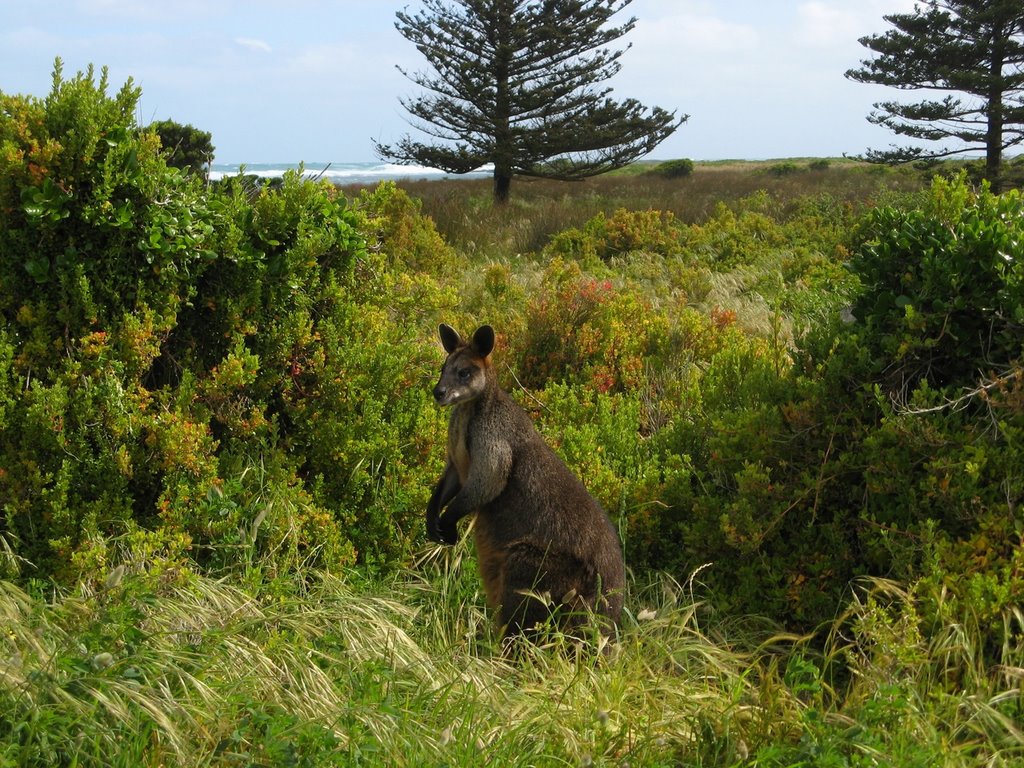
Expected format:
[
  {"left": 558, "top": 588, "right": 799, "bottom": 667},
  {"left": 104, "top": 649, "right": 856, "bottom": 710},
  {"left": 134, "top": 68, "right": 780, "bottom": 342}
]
[
  {"left": 986, "top": 24, "right": 1005, "bottom": 193},
  {"left": 493, "top": 171, "right": 512, "bottom": 204},
  {"left": 492, "top": 13, "right": 512, "bottom": 206}
]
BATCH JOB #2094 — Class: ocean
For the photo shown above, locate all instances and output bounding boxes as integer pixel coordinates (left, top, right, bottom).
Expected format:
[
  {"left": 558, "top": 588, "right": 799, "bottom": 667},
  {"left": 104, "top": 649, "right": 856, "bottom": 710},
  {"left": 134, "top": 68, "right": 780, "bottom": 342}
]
[{"left": 209, "top": 161, "right": 493, "bottom": 186}]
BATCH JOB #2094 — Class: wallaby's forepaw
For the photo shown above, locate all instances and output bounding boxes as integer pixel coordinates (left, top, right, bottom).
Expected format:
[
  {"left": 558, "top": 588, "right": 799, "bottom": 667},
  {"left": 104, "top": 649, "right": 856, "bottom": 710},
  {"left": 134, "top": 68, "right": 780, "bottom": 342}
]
[{"left": 426, "top": 514, "right": 458, "bottom": 545}]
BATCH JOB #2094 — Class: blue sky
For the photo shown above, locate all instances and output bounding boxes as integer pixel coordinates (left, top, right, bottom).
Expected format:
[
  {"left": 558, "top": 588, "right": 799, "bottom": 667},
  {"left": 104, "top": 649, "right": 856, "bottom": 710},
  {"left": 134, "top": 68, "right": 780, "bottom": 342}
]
[{"left": 1, "top": 0, "right": 919, "bottom": 165}]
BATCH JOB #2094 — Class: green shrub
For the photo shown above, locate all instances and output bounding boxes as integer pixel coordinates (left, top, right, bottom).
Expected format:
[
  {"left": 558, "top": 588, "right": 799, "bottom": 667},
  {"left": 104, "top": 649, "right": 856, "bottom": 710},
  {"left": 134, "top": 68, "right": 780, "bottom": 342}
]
[
  {"left": 0, "top": 62, "right": 220, "bottom": 581},
  {"left": 851, "top": 173, "right": 1024, "bottom": 392},
  {"left": 355, "top": 180, "right": 456, "bottom": 274},
  {"left": 641, "top": 174, "right": 1024, "bottom": 635},
  {"left": 545, "top": 207, "right": 683, "bottom": 261},
  {"left": 649, "top": 158, "right": 695, "bottom": 179},
  {"left": 165, "top": 170, "right": 455, "bottom": 570},
  {"left": 683, "top": 199, "right": 788, "bottom": 269},
  {"left": 516, "top": 258, "right": 669, "bottom": 394},
  {"left": 0, "top": 61, "right": 215, "bottom": 375},
  {"left": 765, "top": 161, "right": 801, "bottom": 177},
  {"left": 0, "top": 62, "right": 456, "bottom": 585},
  {"left": 529, "top": 383, "right": 660, "bottom": 528},
  {"left": 147, "top": 119, "right": 214, "bottom": 175}
]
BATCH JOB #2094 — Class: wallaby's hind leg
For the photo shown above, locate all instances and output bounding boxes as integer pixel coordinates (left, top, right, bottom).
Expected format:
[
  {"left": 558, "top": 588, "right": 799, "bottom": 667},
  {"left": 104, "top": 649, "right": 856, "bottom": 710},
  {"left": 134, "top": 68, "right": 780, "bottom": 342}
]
[
  {"left": 498, "top": 543, "right": 555, "bottom": 640},
  {"left": 498, "top": 543, "right": 594, "bottom": 641}
]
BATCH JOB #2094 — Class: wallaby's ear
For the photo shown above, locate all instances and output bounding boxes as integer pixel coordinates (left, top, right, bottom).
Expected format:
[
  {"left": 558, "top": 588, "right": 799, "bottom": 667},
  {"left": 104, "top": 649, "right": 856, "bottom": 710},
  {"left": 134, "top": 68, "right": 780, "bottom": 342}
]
[
  {"left": 439, "top": 324, "right": 462, "bottom": 354},
  {"left": 471, "top": 325, "right": 495, "bottom": 358}
]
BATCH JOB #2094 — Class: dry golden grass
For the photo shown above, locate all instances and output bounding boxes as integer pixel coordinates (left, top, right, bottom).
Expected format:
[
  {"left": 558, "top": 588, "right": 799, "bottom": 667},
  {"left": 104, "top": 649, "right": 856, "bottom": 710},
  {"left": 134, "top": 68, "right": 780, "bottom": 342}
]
[
  {"left": 344, "top": 160, "right": 925, "bottom": 261},
  {"left": 2, "top": 556, "right": 1022, "bottom": 766}
]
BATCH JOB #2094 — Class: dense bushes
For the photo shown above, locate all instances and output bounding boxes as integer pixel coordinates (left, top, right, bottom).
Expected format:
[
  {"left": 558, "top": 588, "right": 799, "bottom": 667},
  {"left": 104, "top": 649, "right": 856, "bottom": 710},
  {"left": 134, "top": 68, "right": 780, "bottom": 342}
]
[
  {"left": 623, "top": 176, "right": 1024, "bottom": 635},
  {"left": 842, "top": 178, "right": 1024, "bottom": 637},
  {"left": 851, "top": 175, "right": 1024, "bottom": 391},
  {"left": 1, "top": 62, "right": 222, "bottom": 581},
  {"left": 2, "top": 63, "right": 1021, "bottom": 661},
  {"left": 0, "top": 63, "right": 453, "bottom": 584},
  {"left": 494, "top": 172, "right": 1023, "bottom": 642}
]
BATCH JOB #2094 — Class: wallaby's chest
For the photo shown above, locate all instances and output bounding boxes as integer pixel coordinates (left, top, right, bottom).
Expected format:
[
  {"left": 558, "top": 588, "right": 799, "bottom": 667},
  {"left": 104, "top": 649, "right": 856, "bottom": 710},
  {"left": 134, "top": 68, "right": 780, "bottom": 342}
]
[{"left": 447, "top": 403, "right": 474, "bottom": 484}]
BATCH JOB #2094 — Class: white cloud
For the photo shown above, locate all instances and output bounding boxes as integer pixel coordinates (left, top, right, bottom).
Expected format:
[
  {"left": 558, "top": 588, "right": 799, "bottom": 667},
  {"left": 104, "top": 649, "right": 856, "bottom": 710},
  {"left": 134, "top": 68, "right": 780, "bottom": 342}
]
[
  {"left": 796, "top": 2, "right": 859, "bottom": 48},
  {"left": 796, "top": 0, "right": 923, "bottom": 48},
  {"left": 633, "top": 12, "right": 759, "bottom": 56},
  {"left": 286, "top": 44, "right": 358, "bottom": 74},
  {"left": 235, "top": 37, "right": 272, "bottom": 53}
]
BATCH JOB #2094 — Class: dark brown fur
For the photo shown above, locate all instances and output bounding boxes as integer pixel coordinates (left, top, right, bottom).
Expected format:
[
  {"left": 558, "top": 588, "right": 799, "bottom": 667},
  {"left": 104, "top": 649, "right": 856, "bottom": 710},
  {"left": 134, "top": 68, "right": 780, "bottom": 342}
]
[{"left": 427, "top": 324, "right": 625, "bottom": 643}]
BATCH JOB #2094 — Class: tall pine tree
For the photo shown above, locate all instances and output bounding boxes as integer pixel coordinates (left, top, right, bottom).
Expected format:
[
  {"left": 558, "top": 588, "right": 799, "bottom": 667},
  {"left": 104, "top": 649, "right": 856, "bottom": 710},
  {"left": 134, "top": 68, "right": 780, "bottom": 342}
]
[
  {"left": 846, "top": 0, "right": 1024, "bottom": 190},
  {"left": 375, "top": 0, "right": 684, "bottom": 202}
]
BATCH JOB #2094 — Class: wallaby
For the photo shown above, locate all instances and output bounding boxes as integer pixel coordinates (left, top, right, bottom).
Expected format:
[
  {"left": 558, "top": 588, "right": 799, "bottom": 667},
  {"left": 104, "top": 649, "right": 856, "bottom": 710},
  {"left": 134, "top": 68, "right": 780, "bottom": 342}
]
[{"left": 427, "top": 323, "right": 625, "bottom": 643}]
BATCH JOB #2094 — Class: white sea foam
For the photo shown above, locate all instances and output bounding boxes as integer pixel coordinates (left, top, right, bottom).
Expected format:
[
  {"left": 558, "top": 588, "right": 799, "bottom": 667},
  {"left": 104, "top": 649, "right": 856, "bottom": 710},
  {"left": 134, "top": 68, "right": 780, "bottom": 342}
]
[{"left": 208, "top": 162, "right": 493, "bottom": 185}]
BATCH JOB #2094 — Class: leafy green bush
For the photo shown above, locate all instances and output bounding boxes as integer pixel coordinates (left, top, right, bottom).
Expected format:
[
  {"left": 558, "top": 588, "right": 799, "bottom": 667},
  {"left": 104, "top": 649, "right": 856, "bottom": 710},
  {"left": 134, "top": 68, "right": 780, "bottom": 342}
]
[
  {"left": 154, "top": 171, "right": 456, "bottom": 572},
  {"left": 515, "top": 258, "right": 670, "bottom": 394},
  {"left": 636, "top": 175, "right": 1024, "bottom": 637},
  {"left": 649, "top": 158, "right": 695, "bottom": 179},
  {"left": 683, "top": 199, "right": 788, "bottom": 269},
  {"left": 0, "top": 62, "right": 215, "bottom": 371},
  {"left": 355, "top": 180, "right": 456, "bottom": 274},
  {"left": 0, "top": 63, "right": 456, "bottom": 585},
  {"left": 765, "top": 161, "right": 801, "bottom": 177},
  {"left": 147, "top": 119, "right": 214, "bottom": 175},
  {"left": 826, "top": 178, "right": 1024, "bottom": 639},
  {"left": 0, "top": 62, "right": 222, "bottom": 581},
  {"left": 851, "top": 173, "right": 1024, "bottom": 392},
  {"left": 545, "top": 207, "right": 683, "bottom": 261},
  {"left": 529, "top": 383, "right": 661, "bottom": 531}
]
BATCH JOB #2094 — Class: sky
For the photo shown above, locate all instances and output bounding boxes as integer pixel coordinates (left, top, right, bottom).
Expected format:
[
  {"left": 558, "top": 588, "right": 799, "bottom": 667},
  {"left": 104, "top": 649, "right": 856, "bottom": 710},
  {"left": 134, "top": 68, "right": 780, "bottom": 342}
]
[{"left": 0, "top": 0, "right": 922, "bottom": 165}]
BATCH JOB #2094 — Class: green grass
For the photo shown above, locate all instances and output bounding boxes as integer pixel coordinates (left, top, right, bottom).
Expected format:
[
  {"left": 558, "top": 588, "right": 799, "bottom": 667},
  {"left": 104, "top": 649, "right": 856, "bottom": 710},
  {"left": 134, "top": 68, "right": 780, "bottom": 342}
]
[{"left": 2, "top": 547, "right": 1022, "bottom": 766}]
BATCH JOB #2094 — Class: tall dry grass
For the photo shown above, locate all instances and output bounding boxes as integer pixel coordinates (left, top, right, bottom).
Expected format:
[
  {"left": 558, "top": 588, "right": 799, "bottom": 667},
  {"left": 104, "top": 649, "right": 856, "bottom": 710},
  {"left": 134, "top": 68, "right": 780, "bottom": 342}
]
[
  {"left": 2, "top": 553, "right": 1022, "bottom": 766},
  {"left": 346, "top": 160, "right": 925, "bottom": 260},
  {"left": 0, "top": 558, "right": 781, "bottom": 766}
]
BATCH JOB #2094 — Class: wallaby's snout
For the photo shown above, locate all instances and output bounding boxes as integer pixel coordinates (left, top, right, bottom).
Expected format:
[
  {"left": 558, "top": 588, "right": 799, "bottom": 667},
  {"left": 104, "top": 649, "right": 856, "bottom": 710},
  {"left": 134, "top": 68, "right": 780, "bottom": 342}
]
[
  {"left": 433, "top": 362, "right": 484, "bottom": 407},
  {"left": 432, "top": 381, "right": 453, "bottom": 406},
  {"left": 432, "top": 359, "right": 473, "bottom": 407}
]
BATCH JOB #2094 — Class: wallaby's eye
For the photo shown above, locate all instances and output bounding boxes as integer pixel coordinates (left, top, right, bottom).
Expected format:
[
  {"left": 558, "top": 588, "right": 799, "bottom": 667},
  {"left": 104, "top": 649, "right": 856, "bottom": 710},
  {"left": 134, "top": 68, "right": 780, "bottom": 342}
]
[{"left": 457, "top": 367, "right": 472, "bottom": 381}]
